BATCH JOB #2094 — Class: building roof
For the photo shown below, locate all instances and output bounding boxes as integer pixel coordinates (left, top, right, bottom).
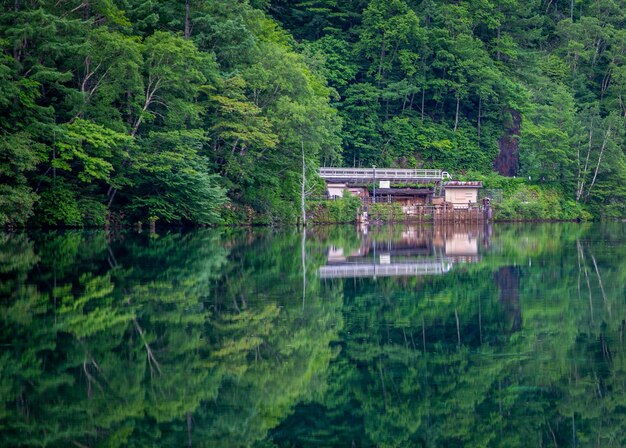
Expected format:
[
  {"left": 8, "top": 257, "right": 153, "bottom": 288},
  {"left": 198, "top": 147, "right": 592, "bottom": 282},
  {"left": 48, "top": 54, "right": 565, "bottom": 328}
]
[
  {"left": 376, "top": 188, "right": 433, "bottom": 196},
  {"left": 444, "top": 181, "right": 483, "bottom": 188}
]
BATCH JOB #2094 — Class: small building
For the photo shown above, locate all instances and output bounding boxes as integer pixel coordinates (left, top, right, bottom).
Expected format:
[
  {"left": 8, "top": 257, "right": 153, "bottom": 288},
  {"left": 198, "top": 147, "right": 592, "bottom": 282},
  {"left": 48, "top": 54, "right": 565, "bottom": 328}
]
[
  {"left": 326, "top": 183, "right": 347, "bottom": 199},
  {"left": 326, "top": 183, "right": 369, "bottom": 199},
  {"left": 444, "top": 181, "right": 483, "bottom": 208},
  {"left": 376, "top": 188, "right": 433, "bottom": 206}
]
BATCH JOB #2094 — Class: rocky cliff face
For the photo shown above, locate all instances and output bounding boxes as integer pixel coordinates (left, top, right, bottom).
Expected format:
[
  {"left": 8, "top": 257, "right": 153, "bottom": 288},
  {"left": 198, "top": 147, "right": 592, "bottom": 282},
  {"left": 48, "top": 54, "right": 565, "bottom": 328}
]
[{"left": 494, "top": 110, "right": 521, "bottom": 177}]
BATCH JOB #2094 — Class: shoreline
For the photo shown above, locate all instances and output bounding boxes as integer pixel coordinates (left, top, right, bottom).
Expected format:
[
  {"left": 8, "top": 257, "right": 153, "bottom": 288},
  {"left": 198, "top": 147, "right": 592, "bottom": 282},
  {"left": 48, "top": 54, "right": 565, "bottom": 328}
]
[{"left": 4, "top": 218, "right": 623, "bottom": 232}]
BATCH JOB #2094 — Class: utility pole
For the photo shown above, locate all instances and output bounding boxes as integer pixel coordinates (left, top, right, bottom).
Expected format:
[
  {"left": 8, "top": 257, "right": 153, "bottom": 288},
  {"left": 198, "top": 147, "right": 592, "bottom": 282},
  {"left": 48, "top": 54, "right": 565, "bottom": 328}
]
[{"left": 372, "top": 165, "right": 377, "bottom": 204}]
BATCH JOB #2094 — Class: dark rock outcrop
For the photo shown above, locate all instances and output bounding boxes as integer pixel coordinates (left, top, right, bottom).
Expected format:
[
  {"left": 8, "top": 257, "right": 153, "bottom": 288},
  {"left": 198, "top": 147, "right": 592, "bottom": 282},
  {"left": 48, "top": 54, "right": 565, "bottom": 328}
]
[{"left": 494, "top": 109, "right": 521, "bottom": 177}]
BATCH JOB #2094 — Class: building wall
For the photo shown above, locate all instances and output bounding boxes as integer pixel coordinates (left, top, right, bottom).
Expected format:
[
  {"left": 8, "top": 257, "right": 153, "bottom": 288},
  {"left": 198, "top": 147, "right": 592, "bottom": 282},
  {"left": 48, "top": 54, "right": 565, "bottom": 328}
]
[
  {"left": 445, "top": 188, "right": 478, "bottom": 208},
  {"left": 413, "top": 196, "right": 430, "bottom": 205},
  {"left": 327, "top": 183, "right": 347, "bottom": 198},
  {"left": 347, "top": 187, "right": 369, "bottom": 199}
]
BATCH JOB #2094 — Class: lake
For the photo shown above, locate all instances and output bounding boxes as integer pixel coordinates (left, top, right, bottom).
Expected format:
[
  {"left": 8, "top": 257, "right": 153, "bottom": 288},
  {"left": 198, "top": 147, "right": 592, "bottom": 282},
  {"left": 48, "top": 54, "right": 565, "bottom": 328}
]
[{"left": 1, "top": 223, "right": 625, "bottom": 447}]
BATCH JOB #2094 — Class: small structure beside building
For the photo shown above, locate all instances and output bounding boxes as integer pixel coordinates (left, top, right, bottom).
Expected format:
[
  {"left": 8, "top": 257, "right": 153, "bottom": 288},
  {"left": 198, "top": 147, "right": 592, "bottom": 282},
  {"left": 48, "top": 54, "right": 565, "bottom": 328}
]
[
  {"left": 326, "top": 183, "right": 369, "bottom": 200},
  {"left": 347, "top": 186, "right": 369, "bottom": 200},
  {"left": 443, "top": 181, "right": 483, "bottom": 208},
  {"left": 326, "top": 183, "right": 347, "bottom": 199}
]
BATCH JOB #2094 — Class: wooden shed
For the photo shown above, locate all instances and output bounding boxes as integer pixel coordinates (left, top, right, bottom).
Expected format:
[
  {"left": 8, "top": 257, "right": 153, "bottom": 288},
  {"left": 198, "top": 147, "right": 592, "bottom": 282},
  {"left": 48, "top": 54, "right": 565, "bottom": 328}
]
[{"left": 444, "top": 181, "right": 483, "bottom": 208}]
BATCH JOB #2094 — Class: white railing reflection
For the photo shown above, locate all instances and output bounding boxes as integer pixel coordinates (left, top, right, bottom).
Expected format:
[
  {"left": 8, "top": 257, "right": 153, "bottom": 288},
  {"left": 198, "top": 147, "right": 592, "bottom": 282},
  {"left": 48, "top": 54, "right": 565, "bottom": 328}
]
[{"left": 319, "top": 260, "right": 453, "bottom": 279}]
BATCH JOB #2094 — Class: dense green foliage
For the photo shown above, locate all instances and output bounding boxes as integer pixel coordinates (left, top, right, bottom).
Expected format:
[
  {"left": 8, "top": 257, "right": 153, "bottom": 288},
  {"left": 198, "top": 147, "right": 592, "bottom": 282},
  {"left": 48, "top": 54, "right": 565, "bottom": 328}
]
[
  {"left": 271, "top": 0, "right": 626, "bottom": 219},
  {"left": 308, "top": 193, "right": 361, "bottom": 223},
  {"left": 368, "top": 202, "right": 407, "bottom": 221},
  {"left": 0, "top": 0, "right": 339, "bottom": 226},
  {"left": 1, "top": 223, "right": 625, "bottom": 445},
  {"left": 1, "top": 0, "right": 626, "bottom": 225}
]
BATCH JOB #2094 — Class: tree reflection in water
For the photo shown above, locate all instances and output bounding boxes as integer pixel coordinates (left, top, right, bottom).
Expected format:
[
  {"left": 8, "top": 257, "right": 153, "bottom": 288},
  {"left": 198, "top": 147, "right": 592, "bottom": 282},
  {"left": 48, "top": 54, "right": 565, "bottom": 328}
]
[{"left": 1, "top": 223, "right": 625, "bottom": 447}]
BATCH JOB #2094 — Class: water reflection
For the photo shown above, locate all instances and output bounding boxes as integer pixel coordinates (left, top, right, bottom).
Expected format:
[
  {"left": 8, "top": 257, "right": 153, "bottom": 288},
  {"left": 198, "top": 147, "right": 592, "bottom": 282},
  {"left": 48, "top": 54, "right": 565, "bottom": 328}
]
[
  {"left": 0, "top": 224, "right": 625, "bottom": 447},
  {"left": 320, "top": 224, "right": 485, "bottom": 278}
]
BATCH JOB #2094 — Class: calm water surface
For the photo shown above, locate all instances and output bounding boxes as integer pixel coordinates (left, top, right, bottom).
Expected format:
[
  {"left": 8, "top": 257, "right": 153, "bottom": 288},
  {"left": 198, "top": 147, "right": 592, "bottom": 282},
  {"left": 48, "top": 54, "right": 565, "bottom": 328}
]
[{"left": 1, "top": 223, "right": 625, "bottom": 447}]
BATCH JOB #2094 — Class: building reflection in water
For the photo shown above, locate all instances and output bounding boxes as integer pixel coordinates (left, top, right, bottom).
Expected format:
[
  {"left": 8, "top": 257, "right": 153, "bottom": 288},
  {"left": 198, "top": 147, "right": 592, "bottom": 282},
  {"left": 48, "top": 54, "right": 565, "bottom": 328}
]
[{"left": 319, "top": 224, "right": 491, "bottom": 279}]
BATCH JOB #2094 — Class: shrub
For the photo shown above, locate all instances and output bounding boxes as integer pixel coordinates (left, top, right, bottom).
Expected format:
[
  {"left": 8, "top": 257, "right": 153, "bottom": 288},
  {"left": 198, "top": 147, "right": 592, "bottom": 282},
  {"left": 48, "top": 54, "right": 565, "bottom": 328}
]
[
  {"left": 308, "top": 193, "right": 361, "bottom": 223},
  {"left": 79, "top": 199, "right": 108, "bottom": 226},
  {"left": 494, "top": 185, "right": 591, "bottom": 221},
  {"left": 368, "top": 203, "right": 404, "bottom": 221},
  {"left": 34, "top": 185, "right": 83, "bottom": 226}
]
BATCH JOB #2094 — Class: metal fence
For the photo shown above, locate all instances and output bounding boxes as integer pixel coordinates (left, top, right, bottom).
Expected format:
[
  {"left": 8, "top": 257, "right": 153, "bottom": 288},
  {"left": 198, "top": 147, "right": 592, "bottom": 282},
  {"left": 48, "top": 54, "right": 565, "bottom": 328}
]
[
  {"left": 479, "top": 189, "right": 503, "bottom": 204},
  {"left": 361, "top": 204, "right": 488, "bottom": 222},
  {"left": 319, "top": 167, "right": 448, "bottom": 182}
]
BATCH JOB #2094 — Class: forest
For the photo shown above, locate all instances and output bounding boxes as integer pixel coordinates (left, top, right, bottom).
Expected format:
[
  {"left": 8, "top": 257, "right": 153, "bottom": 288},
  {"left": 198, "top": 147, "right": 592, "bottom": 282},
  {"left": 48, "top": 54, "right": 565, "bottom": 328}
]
[{"left": 1, "top": 0, "right": 626, "bottom": 226}]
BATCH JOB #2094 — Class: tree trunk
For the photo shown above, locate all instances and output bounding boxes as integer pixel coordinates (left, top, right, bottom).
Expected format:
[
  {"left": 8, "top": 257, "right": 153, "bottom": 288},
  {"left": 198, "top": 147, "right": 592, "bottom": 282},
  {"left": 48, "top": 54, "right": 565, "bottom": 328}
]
[
  {"left": 454, "top": 309, "right": 460, "bottom": 349},
  {"left": 478, "top": 296, "right": 483, "bottom": 344},
  {"left": 601, "top": 67, "right": 612, "bottom": 98},
  {"left": 576, "top": 118, "right": 594, "bottom": 201},
  {"left": 453, "top": 95, "right": 460, "bottom": 132},
  {"left": 187, "top": 412, "right": 193, "bottom": 448},
  {"left": 109, "top": 95, "right": 152, "bottom": 209},
  {"left": 591, "top": 38, "right": 602, "bottom": 68},
  {"left": 301, "top": 226, "right": 306, "bottom": 311},
  {"left": 586, "top": 125, "right": 611, "bottom": 200},
  {"left": 130, "top": 117, "right": 143, "bottom": 137},
  {"left": 377, "top": 38, "right": 386, "bottom": 86},
  {"left": 477, "top": 95, "right": 482, "bottom": 140},
  {"left": 184, "top": 0, "right": 191, "bottom": 38},
  {"left": 422, "top": 317, "right": 426, "bottom": 352},
  {"left": 591, "top": 253, "right": 608, "bottom": 307},
  {"left": 421, "top": 87, "right": 425, "bottom": 121},
  {"left": 496, "top": 4, "right": 502, "bottom": 61}
]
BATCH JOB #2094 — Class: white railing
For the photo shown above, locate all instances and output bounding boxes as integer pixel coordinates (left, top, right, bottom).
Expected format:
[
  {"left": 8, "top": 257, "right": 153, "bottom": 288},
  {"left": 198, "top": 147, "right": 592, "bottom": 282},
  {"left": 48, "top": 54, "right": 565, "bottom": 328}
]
[
  {"left": 319, "top": 260, "right": 453, "bottom": 279},
  {"left": 319, "top": 167, "right": 449, "bottom": 181}
]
